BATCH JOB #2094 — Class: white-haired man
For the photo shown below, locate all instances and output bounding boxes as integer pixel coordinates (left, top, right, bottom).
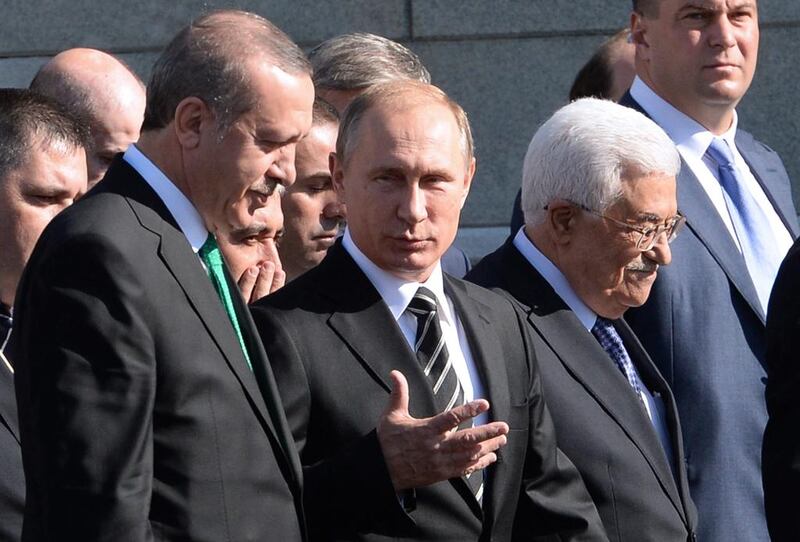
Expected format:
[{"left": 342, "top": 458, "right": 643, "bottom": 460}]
[{"left": 468, "top": 98, "right": 696, "bottom": 542}]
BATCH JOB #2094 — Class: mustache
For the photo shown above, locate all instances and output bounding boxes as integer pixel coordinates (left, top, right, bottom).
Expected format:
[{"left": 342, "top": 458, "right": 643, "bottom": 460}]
[{"left": 625, "top": 259, "right": 658, "bottom": 273}]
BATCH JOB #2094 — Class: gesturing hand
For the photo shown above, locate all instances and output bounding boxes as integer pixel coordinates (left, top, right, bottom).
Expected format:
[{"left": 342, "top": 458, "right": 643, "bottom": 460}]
[{"left": 377, "top": 370, "right": 509, "bottom": 491}]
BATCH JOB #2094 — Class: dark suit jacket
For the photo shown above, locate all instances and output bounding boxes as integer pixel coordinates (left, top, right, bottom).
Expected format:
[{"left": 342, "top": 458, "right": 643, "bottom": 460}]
[
  {"left": 251, "top": 242, "right": 607, "bottom": 542},
  {"left": 763, "top": 237, "right": 800, "bottom": 541},
  {"left": 467, "top": 237, "right": 697, "bottom": 542},
  {"left": 0, "top": 362, "right": 24, "bottom": 542},
  {"left": 9, "top": 157, "right": 305, "bottom": 541},
  {"left": 620, "top": 92, "right": 800, "bottom": 542}
]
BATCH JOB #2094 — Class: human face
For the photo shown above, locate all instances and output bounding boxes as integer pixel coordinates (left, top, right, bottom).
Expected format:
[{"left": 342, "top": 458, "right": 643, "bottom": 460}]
[
  {"left": 279, "top": 122, "right": 343, "bottom": 281},
  {"left": 217, "top": 189, "right": 283, "bottom": 281},
  {"left": 187, "top": 61, "right": 314, "bottom": 238},
  {"left": 559, "top": 171, "right": 677, "bottom": 319},
  {"left": 87, "top": 97, "right": 145, "bottom": 187},
  {"left": 632, "top": 0, "right": 759, "bottom": 132},
  {"left": 0, "top": 142, "right": 87, "bottom": 306},
  {"left": 334, "top": 102, "right": 474, "bottom": 282}
]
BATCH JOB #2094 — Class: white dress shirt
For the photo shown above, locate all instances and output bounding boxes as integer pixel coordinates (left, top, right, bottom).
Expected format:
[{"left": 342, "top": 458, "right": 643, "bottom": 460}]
[
  {"left": 123, "top": 145, "right": 208, "bottom": 255},
  {"left": 630, "top": 77, "right": 792, "bottom": 260},
  {"left": 343, "top": 229, "right": 488, "bottom": 426},
  {"left": 513, "top": 228, "right": 675, "bottom": 463}
]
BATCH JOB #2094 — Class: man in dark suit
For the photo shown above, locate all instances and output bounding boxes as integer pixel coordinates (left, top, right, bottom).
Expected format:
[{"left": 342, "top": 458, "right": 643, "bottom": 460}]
[
  {"left": 251, "top": 81, "right": 606, "bottom": 541},
  {"left": 0, "top": 89, "right": 89, "bottom": 542},
  {"left": 9, "top": 10, "right": 314, "bottom": 541},
  {"left": 621, "top": 1, "right": 799, "bottom": 541},
  {"left": 763, "top": 239, "right": 800, "bottom": 541},
  {"left": 308, "top": 32, "right": 471, "bottom": 277},
  {"left": 469, "top": 98, "right": 696, "bottom": 541}
]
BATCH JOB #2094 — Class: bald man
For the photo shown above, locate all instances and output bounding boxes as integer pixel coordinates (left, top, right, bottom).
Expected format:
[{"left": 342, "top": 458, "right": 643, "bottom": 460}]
[{"left": 31, "top": 48, "right": 146, "bottom": 187}]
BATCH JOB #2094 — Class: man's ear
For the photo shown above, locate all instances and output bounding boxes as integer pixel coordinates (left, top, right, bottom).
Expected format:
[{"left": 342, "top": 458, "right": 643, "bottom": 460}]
[
  {"left": 173, "top": 97, "right": 211, "bottom": 149},
  {"left": 630, "top": 11, "right": 650, "bottom": 60},
  {"left": 330, "top": 152, "right": 345, "bottom": 202},
  {"left": 547, "top": 200, "right": 578, "bottom": 245},
  {"left": 458, "top": 157, "right": 477, "bottom": 210}
]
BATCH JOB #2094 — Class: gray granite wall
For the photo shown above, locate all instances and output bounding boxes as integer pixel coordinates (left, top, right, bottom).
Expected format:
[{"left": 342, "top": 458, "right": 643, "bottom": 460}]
[{"left": 2, "top": 1, "right": 797, "bottom": 259}]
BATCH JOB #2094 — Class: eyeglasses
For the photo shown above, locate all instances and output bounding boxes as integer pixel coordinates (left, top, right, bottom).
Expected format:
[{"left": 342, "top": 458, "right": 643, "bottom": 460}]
[{"left": 545, "top": 201, "right": 686, "bottom": 251}]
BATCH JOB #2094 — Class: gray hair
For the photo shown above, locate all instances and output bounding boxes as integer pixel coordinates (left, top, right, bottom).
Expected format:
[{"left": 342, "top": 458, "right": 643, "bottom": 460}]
[
  {"left": 521, "top": 97, "right": 680, "bottom": 225},
  {"left": 309, "top": 32, "right": 430, "bottom": 91},
  {"left": 336, "top": 80, "right": 473, "bottom": 169},
  {"left": 142, "top": 9, "right": 311, "bottom": 135},
  {"left": 0, "top": 89, "right": 89, "bottom": 180}
]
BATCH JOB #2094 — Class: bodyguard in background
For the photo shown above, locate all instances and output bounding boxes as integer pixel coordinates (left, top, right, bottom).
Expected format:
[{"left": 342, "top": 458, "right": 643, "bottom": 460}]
[
  {"left": 469, "top": 98, "right": 696, "bottom": 541},
  {"left": 0, "top": 89, "right": 88, "bottom": 542},
  {"left": 9, "top": 11, "right": 314, "bottom": 541},
  {"left": 623, "top": 1, "right": 799, "bottom": 540}
]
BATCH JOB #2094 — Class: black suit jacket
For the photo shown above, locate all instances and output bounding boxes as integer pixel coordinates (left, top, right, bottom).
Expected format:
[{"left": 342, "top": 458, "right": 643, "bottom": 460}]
[
  {"left": 9, "top": 157, "right": 305, "bottom": 541},
  {"left": 467, "top": 237, "right": 697, "bottom": 542},
  {"left": 0, "top": 361, "right": 24, "bottom": 542},
  {"left": 763, "top": 237, "right": 800, "bottom": 542},
  {"left": 251, "top": 242, "right": 607, "bottom": 542}
]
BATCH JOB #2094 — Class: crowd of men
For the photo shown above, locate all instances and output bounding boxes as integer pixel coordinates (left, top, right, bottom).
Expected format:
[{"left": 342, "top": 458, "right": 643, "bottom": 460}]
[{"left": 1, "top": 1, "right": 799, "bottom": 541}]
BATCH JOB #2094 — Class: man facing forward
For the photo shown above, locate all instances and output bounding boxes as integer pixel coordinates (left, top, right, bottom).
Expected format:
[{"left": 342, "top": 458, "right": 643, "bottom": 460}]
[{"left": 252, "top": 80, "right": 606, "bottom": 541}]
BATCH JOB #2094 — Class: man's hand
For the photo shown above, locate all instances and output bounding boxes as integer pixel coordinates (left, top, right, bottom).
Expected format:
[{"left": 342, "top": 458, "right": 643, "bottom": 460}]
[
  {"left": 238, "top": 261, "right": 286, "bottom": 304},
  {"left": 377, "top": 370, "right": 509, "bottom": 491}
]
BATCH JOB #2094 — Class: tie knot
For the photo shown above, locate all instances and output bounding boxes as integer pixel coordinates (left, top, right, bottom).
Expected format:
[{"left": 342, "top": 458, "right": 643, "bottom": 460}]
[
  {"left": 591, "top": 317, "right": 623, "bottom": 348},
  {"left": 199, "top": 234, "right": 223, "bottom": 269},
  {"left": 407, "top": 286, "right": 438, "bottom": 317},
  {"left": 706, "top": 137, "right": 736, "bottom": 169}
]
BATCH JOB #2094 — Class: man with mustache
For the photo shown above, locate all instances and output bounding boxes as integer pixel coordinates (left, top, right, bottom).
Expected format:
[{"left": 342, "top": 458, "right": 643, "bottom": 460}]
[
  {"left": 620, "top": 2, "right": 798, "bottom": 540},
  {"left": 468, "top": 98, "right": 696, "bottom": 542}
]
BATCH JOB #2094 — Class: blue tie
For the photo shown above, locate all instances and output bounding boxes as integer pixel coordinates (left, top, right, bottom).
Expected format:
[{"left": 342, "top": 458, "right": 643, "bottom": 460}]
[
  {"left": 706, "top": 138, "right": 782, "bottom": 314},
  {"left": 591, "top": 318, "right": 646, "bottom": 409}
]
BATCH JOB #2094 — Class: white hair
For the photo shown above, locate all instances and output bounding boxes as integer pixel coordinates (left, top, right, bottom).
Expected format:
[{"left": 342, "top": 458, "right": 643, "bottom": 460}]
[{"left": 521, "top": 97, "right": 680, "bottom": 225}]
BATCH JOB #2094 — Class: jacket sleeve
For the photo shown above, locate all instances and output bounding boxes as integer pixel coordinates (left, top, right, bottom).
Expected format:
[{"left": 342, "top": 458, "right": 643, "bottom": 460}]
[
  {"left": 510, "top": 306, "right": 609, "bottom": 541},
  {"left": 10, "top": 232, "right": 156, "bottom": 542}
]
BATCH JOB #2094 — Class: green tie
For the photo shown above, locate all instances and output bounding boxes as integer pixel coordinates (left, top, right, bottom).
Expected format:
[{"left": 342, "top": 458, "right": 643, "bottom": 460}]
[{"left": 199, "top": 234, "right": 252, "bottom": 370}]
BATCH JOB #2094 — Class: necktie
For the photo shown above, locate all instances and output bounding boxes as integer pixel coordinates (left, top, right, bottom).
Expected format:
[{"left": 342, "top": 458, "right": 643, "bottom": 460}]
[
  {"left": 706, "top": 138, "right": 782, "bottom": 314},
  {"left": 406, "top": 286, "right": 482, "bottom": 503},
  {"left": 199, "top": 234, "right": 252, "bottom": 371},
  {"left": 591, "top": 318, "right": 646, "bottom": 409}
]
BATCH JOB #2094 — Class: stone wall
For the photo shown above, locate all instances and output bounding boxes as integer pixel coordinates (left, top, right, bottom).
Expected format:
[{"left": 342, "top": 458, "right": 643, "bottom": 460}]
[{"left": 2, "top": 1, "right": 797, "bottom": 259}]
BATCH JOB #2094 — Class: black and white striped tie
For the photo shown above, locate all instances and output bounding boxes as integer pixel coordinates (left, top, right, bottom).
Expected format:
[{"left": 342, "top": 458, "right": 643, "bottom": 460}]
[{"left": 406, "top": 286, "right": 483, "bottom": 503}]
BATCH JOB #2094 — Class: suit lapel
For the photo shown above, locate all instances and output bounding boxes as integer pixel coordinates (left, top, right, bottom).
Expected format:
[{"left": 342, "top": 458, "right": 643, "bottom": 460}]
[
  {"left": 446, "top": 276, "right": 508, "bottom": 521},
  {"left": 110, "top": 162, "right": 284, "bottom": 455},
  {"left": 615, "top": 320, "right": 695, "bottom": 523},
  {"left": 497, "top": 240, "right": 687, "bottom": 521},
  {"left": 230, "top": 272, "right": 303, "bottom": 492},
  {"left": 736, "top": 129, "right": 800, "bottom": 237},
  {"left": 323, "top": 245, "right": 438, "bottom": 420}
]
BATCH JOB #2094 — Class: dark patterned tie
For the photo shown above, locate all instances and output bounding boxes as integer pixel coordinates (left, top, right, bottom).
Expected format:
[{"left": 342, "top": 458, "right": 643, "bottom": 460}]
[
  {"left": 406, "top": 286, "right": 483, "bottom": 503},
  {"left": 591, "top": 317, "right": 646, "bottom": 409}
]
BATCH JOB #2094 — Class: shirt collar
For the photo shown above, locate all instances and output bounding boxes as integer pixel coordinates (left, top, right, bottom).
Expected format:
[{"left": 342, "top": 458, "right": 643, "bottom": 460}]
[
  {"left": 512, "top": 228, "right": 597, "bottom": 331},
  {"left": 342, "top": 228, "right": 450, "bottom": 324},
  {"left": 630, "top": 76, "right": 739, "bottom": 159},
  {"left": 123, "top": 144, "right": 209, "bottom": 253}
]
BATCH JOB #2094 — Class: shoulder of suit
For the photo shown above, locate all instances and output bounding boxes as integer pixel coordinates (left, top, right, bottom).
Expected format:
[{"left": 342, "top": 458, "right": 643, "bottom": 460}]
[{"left": 736, "top": 126, "right": 780, "bottom": 156}]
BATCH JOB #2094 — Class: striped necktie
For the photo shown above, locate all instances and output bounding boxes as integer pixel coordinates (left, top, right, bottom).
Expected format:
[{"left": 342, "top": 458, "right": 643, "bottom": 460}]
[{"left": 406, "top": 286, "right": 483, "bottom": 503}]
